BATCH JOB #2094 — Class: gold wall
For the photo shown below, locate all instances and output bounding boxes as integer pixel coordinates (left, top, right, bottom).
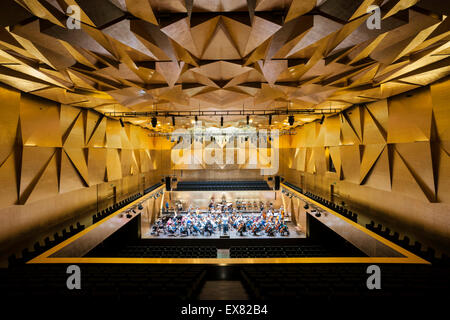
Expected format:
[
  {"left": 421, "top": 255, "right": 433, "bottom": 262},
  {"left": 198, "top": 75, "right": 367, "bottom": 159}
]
[
  {"left": 280, "top": 77, "right": 450, "bottom": 254},
  {"left": 0, "top": 84, "right": 168, "bottom": 259}
]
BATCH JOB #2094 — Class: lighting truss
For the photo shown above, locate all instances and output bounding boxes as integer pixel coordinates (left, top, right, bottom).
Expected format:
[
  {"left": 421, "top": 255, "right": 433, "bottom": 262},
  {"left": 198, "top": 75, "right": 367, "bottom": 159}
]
[{"left": 105, "top": 107, "right": 342, "bottom": 118}]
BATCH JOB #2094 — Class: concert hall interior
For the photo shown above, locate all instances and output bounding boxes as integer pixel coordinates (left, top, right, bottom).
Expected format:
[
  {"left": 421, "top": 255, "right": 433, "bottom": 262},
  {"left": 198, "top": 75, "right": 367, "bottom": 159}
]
[{"left": 0, "top": 0, "right": 449, "bottom": 305}]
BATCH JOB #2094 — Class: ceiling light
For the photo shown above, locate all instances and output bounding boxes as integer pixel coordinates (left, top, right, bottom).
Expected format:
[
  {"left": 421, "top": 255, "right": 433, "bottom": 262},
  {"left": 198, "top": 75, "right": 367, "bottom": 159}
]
[
  {"left": 288, "top": 115, "right": 295, "bottom": 126},
  {"left": 151, "top": 117, "right": 157, "bottom": 128}
]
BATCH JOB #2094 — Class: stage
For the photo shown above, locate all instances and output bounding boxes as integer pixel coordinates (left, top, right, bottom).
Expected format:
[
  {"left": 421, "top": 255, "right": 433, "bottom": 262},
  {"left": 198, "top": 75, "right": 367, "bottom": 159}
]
[{"left": 143, "top": 220, "right": 304, "bottom": 240}]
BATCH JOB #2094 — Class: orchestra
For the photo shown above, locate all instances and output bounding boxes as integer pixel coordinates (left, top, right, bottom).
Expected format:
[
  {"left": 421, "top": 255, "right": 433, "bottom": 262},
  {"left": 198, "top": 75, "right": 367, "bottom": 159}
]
[{"left": 151, "top": 198, "right": 289, "bottom": 238}]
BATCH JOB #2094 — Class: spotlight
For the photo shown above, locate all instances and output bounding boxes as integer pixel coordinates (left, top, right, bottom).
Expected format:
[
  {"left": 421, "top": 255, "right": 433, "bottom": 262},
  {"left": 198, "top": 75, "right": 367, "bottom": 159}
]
[
  {"left": 268, "top": 114, "right": 272, "bottom": 125},
  {"left": 319, "top": 115, "right": 325, "bottom": 125},
  {"left": 304, "top": 204, "right": 309, "bottom": 210},
  {"left": 246, "top": 115, "right": 250, "bottom": 125},
  {"left": 220, "top": 116, "right": 223, "bottom": 127},
  {"left": 151, "top": 117, "right": 157, "bottom": 128},
  {"left": 119, "top": 118, "right": 125, "bottom": 127},
  {"left": 288, "top": 115, "right": 295, "bottom": 126},
  {"left": 172, "top": 116, "right": 175, "bottom": 126}
]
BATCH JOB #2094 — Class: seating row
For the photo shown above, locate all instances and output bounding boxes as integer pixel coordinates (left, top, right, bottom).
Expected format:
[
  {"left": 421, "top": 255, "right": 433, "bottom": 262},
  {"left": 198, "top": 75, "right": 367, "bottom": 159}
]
[
  {"left": 92, "top": 193, "right": 142, "bottom": 224},
  {"left": 365, "top": 220, "right": 448, "bottom": 265},
  {"left": 230, "top": 245, "right": 332, "bottom": 258},
  {"left": 240, "top": 264, "right": 450, "bottom": 300},
  {"left": 1, "top": 264, "right": 207, "bottom": 300},
  {"left": 176, "top": 180, "right": 271, "bottom": 191},
  {"left": 8, "top": 222, "right": 85, "bottom": 267}
]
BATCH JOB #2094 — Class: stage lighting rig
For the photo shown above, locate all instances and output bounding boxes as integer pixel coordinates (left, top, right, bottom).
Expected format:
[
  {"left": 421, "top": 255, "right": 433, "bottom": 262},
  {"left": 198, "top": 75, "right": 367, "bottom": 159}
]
[
  {"left": 151, "top": 117, "right": 157, "bottom": 128},
  {"left": 288, "top": 115, "right": 295, "bottom": 126}
]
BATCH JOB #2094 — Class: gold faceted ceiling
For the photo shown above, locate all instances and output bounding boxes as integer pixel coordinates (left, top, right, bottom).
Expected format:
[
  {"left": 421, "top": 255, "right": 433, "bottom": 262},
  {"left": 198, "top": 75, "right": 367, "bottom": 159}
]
[{"left": 0, "top": 0, "right": 449, "bottom": 130}]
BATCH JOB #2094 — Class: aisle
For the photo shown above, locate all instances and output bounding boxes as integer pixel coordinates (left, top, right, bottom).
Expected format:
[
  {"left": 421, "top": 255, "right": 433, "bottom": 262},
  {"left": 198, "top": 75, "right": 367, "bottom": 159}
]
[{"left": 197, "top": 281, "right": 249, "bottom": 300}]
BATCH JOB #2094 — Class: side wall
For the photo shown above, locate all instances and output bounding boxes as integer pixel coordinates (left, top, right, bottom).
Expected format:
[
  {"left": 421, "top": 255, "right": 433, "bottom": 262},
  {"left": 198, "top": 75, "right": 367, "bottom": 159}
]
[
  {"left": 279, "top": 77, "right": 450, "bottom": 255},
  {"left": 0, "top": 84, "right": 168, "bottom": 264}
]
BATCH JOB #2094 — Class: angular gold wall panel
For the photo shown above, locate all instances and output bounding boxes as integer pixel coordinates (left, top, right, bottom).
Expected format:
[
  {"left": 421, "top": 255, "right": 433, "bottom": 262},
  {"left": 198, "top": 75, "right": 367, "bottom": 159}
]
[
  {"left": 391, "top": 148, "right": 430, "bottom": 202},
  {"left": 0, "top": 151, "right": 19, "bottom": 206},
  {"left": 120, "top": 149, "right": 133, "bottom": 177},
  {"left": 366, "top": 99, "right": 388, "bottom": 137},
  {"left": 87, "top": 116, "right": 106, "bottom": 148},
  {"left": 62, "top": 109, "right": 85, "bottom": 147},
  {"left": 64, "top": 148, "right": 89, "bottom": 186},
  {"left": 25, "top": 152, "right": 59, "bottom": 204},
  {"left": 313, "top": 147, "right": 327, "bottom": 174},
  {"left": 329, "top": 146, "right": 342, "bottom": 179},
  {"left": 60, "top": 150, "right": 86, "bottom": 194},
  {"left": 340, "top": 112, "right": 361, "bottom": 145},
  {"left": 87, "top": 147, "right": 107, "bottom": 186},
  {"left": 324, "top": 115, "right": 340, "bottom": 146},
  {"left": 395, "top": 142, "right": 436, "bottom": 201},
  {"left": 60, "top": 105, "right": 82, "bottom": 144},
  {"left": 20, "top": 95, "right": 62, "bottom": 147},
  {"left": 306, "top": 147, "right": 316, "bottom": 174},
  {"left": 85, "top": 110, "right": 101, "bottom": 145},
  {"left": 294, "top": 148, "right": 306, "bottom": 171},
  {"left": 363, "top": 145, "right": 391, "bottom": 191},
  {"left": 436, "top": 145, "right": 450, "bottom": 203},
  {"left": 0, "top": 86, "right": 20, "bottom": 165},
  {"left": 363, "top": 106, "right": 386, "bottom": 144},
  {"left": 387, "top": 87, "right": 433, "bottom": 143},
  {"left": 340, "top": 145, "right": 361, "bottom": 184},
  {"left": 430, "top": 77, "right": 450, "bottom": 142},
  {"left": 19, "top": 146, "right": 56, "bottom": 204},
  {"left": 106, "top": 148, "right": 122, "bottom": 181},
  {"left": 106, "top": 118, "right": 122, "bottom": 149},
  {"left": 360, "top": 144, "right": 386, "bottom": 184}
]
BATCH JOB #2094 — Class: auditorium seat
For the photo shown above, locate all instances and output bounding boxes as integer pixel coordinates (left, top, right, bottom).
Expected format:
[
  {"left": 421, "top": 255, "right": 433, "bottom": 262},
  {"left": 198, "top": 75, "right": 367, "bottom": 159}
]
[
  {"left": 400, "top": 236, "right": 410, "bottom": 248},
  {"left": 175, "top": 180, "right": 271, "bottom": 191},
  {"left": 366, "top": 220, "right": 375, "bottom": 230},
  {"left": 229, "top": 245, "right": 349, "bottom": 258},
  {"left": 240, "top": 264, "right": 450, "bottom": 300},
  {"left": 1, "top": 264, "right": 207, "bottom": 300},
  {"left": 91, "top": 245, "right": 218, "bottom": 259},
  {"left": 413, "top": 241, "right": 422, "bottom": 254}
]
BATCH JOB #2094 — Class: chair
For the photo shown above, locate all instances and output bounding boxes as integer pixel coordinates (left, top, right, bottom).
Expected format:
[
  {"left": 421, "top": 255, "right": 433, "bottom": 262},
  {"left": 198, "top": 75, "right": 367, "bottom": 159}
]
[
  {"left": 33, "top": 242, "right": 43, "bottom": 254},
  {"left": 54, "top": 232, "right": 62, "bottom": 243},
  {"left": 62, "top": 228, "right": 70, "bottom": 239},
  {"left": 390, "top": 232, "right": 399, "bottom": 242},
  {"left": 366, "top": 220, "right": 375, "bottom": 230},
  {"left": 44, "top": 237, "right": 52, "bottom": 248},
  {"left": 412, "top": 241, "right": 422, "bottom": 254},
  {"left": 400, "top": 236, "right": 410, "bottom": 248}
]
